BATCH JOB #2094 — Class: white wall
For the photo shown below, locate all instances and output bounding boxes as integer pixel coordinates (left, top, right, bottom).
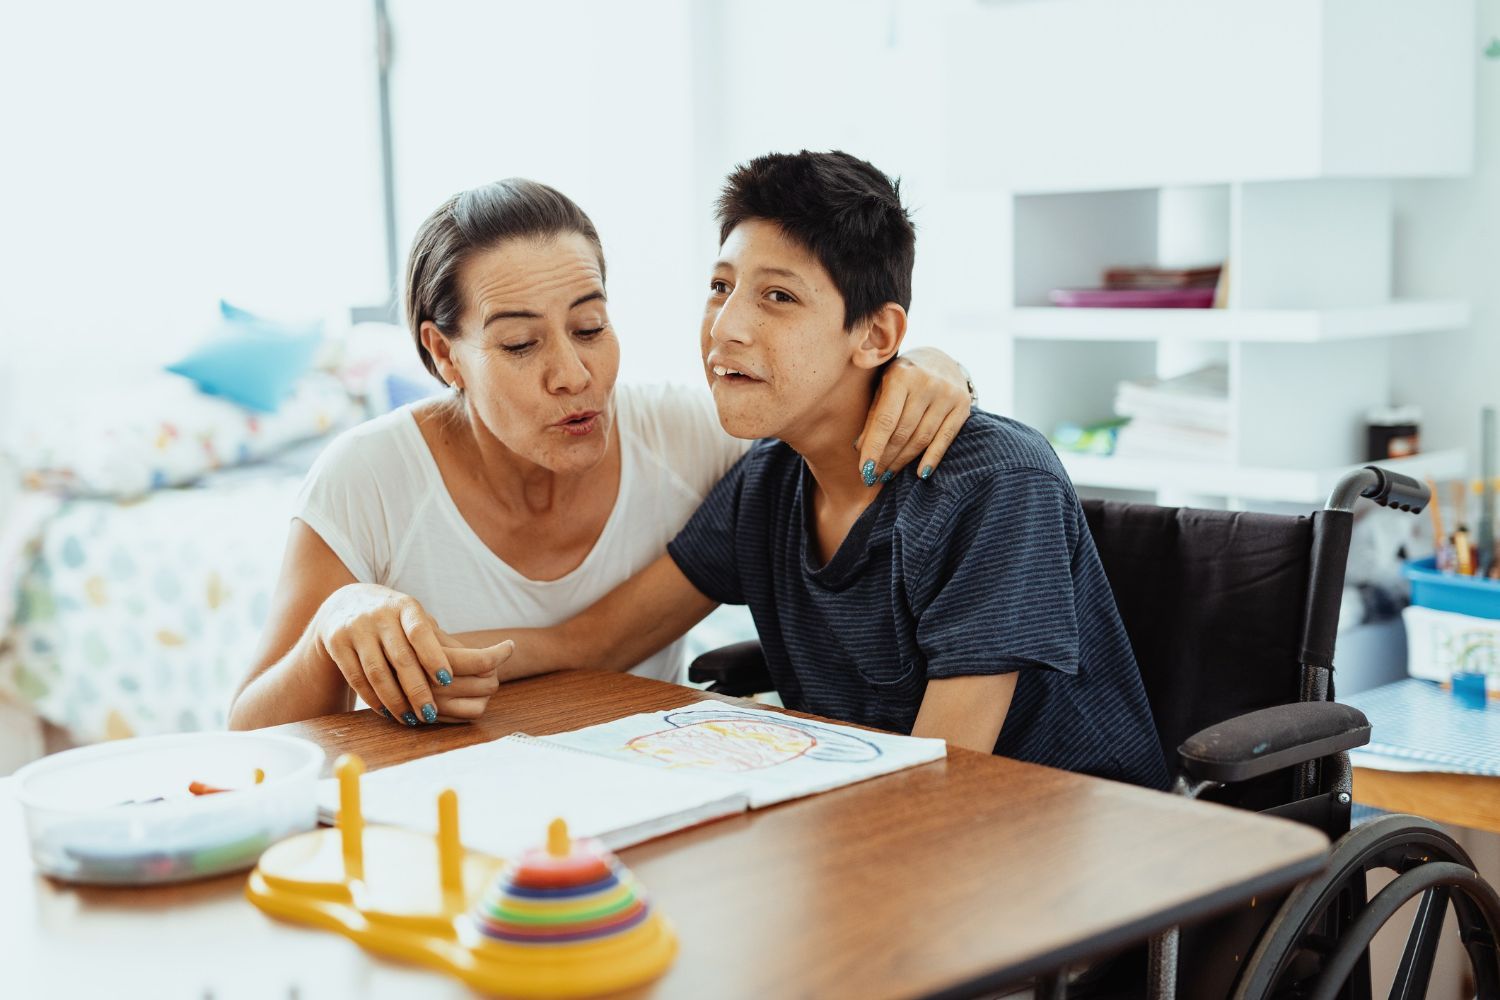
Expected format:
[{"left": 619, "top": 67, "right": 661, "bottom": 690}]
[
  {"left": 382, "top": 0, "right": 999, "bottom": 386},
  {"left": 0, "top": 0, "right": 999, "bottom": 404},
  {"left": 701, "top": 0, "right": 1006, "bottom": 351},
  {"left": 387, "top": 0, "right": 706, "bottom": 386},
  {"left": 1391, "top": 4, "right": 1500, "bottom": 466},
  {"left": 0, "top": 0, "right": 386, "bottom": 375}
]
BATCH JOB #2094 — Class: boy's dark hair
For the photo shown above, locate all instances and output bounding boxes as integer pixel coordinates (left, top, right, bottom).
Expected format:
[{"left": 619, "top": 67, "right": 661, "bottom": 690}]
[
  {"left": 715, "top": 150, "right": 914, "bottom": 329},
  {"left": 405, "top": 178, "right": 605, "bottom": 382}
]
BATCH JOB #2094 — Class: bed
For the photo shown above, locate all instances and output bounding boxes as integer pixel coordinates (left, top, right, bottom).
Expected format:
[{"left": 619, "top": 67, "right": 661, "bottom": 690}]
[
  {"left": 0, "top": 370, "right": 364, "bottom": 757},
  {"left": 0, "top": 314, "right": 402, "bottom": 764},
  {"left": 1, "top": 455, "right": 314, "bottom": 745}
]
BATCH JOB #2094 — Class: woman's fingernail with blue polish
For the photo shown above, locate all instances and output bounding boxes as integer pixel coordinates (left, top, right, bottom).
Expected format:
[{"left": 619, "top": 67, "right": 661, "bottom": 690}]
[
  {"left": 881, "top": 470, "right": 894, "bottom": 483},
  {"left": 861, "top": 459, "right": 877, "bottom": 486},
  {"left": 379, "top": 707, "right": 392, "bottom": 719},
  {"left": 421, "top": 703, "right": 438, "bottom": 724},
  {"left": 437, "top": 669, "right": 452, "bottom": 686},
  {"left": 402, "top": 711, "right": 418, "bottom": 727},
  {"left": 920, "top": 466, "right": 933, "bottom": 480}
]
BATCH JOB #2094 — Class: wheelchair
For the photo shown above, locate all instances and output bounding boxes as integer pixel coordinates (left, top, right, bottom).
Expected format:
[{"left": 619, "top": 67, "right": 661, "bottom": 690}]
[{"left": 689, "top": 466, "right": 1500, "bottom": 1000}]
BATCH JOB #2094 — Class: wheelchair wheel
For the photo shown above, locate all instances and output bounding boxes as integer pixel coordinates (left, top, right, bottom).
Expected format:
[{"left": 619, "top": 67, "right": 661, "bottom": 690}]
[{"left": 1231, "top": 814, "right": 1500, "bottom": 1000}]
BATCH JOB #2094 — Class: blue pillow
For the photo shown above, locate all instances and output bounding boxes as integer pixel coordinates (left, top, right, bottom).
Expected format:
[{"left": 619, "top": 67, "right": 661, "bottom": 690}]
[
  {"left": 219, "top": 299, "right": 264, "bottom": 325},
  {"left": 166, "top": 303, "right": 324, "bottom": 412},
  {"left": 217, "top": 299, "right": 321, "bottom": 336}
]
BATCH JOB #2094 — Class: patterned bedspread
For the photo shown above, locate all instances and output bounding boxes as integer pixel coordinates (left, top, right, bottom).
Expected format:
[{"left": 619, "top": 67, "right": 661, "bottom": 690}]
[{"left": 0, "top": 473, "right": 302, "bottom": 742}]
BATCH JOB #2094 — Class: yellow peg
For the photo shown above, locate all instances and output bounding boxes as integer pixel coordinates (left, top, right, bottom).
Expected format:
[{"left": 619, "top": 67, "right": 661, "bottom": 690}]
[
  {"left": 547, "top": 817, "right": 571, "bottom": 857},
  {"left": 335, "top": 754, "right": 365, "bottom": 881},
  {"left": 437, "top": 788, "right": 462, "bottom": 896},
  {"left": 253, "top": 767, "right": 265, "bottom": 785}
]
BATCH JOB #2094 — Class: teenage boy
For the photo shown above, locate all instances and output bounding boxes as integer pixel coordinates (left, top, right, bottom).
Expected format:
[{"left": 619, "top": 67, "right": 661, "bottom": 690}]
[{"left": 503, "top": 150, "right": 1168, "bottom": 788}]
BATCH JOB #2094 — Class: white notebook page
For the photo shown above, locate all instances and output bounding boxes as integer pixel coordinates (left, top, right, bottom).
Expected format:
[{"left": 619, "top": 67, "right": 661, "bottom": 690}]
[
  {"left": 316, "top": 734, "right": 747, "bottom": 857},
  {"left": 541, "top": 702, "right": 948, "bottom": 808}
]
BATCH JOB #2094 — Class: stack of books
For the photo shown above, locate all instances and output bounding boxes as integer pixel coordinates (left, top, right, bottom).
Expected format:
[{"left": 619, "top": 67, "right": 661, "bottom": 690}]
[
  {"left": 1112, "top": 365, "right": 1231, "bottom": 463},
  {"left": 1049, "top": 263, "right": 1225, "bottom": 309},
  {"left": 1103, "top": 264, "right": 1222, "bottom": 290}
]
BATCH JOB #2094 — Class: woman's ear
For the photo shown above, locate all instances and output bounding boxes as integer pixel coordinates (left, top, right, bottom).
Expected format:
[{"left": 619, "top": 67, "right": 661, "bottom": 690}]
[
  {"left": 852, "top": 302, "right": 908, "bottom": 371},
  {"left": 420, "top": 321, "right": 462, "bottom": 389}
]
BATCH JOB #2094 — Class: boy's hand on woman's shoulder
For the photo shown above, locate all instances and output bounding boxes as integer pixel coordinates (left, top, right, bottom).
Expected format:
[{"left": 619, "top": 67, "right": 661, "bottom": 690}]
[{"left": 856, "top": 346, "right": 974, "bottom": 486}]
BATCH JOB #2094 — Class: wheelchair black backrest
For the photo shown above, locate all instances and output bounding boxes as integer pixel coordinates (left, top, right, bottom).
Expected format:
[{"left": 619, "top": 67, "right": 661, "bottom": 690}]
[{"left": 1081, "top": 500, "right": 1325, "bottom": 797}]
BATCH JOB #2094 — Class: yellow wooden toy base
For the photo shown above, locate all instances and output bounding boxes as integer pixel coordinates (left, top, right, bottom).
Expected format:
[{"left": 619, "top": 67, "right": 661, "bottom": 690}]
[{"left": 245, "top": 755, "right": 677, "bottom": 998}]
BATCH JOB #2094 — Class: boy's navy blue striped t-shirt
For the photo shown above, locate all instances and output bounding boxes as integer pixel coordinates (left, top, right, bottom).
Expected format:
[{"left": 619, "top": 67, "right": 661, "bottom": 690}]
[{"left": 667, "top": 409, "right": 1170, "bottom": 790}]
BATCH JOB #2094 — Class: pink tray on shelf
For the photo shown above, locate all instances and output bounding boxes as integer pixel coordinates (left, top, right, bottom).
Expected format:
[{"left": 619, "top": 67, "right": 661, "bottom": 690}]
[{"left": 1048, "top": 287, "right": 1216, "bottom": 309}]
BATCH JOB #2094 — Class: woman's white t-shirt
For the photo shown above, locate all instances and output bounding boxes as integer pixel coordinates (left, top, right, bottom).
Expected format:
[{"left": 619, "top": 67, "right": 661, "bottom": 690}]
[{"left": 293, "top": 383, "right": 750, "bottom": 683}]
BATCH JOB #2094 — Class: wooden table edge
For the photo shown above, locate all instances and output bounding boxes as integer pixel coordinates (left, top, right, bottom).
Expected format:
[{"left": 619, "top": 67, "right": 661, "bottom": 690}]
[
  {"left": 922, "top": 838, "right": 1328, "bottom": 999},
  {"left": 1353, "top": 766, "right": 1500, "bottom": 836}
]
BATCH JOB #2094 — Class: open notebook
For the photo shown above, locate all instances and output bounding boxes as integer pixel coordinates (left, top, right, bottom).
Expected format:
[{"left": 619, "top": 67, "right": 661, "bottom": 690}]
[
  {"left": 540, "top": 701, "right": 948, "bottom": 808},
  {"left": 316, "top": 702, "right": 946, "bottom": 855}
]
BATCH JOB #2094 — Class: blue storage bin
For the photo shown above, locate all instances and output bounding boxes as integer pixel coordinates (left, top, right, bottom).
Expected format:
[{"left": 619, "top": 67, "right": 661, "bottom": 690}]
[{"left": 1404, "top": 557, "right": 1500, "bottom": 620}]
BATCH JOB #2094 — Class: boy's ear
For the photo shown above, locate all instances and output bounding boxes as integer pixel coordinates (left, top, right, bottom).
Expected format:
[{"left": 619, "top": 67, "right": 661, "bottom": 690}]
[
  {"left": 420, "top": 321, "right": 461, "bottom": 387},
  {"left": 851, "top": 302, "right": 908, "bottom": 371}
]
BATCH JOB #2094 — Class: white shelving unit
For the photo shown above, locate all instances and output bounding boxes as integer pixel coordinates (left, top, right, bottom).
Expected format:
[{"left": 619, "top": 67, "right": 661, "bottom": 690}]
[
  {"left": 942, "top": 0, "right": 1476, "bottom": 509},
  {"left": 995, "top": 302, "right": 1471, "bottom": 345},
  {"left": 1055, "top": 451, "right": 1467, "bottom": 507}
]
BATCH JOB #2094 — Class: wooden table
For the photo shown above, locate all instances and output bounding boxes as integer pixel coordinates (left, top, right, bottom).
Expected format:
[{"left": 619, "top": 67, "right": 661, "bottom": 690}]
[
  {"left": 2, "top": 671, "right": 1330, "bottom": 999},
  {"left": 1353, "top": 768, "right": 1500, "bottom": 835}
]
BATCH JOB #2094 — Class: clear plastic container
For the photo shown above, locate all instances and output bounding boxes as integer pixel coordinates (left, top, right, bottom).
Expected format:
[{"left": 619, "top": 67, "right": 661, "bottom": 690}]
[{"left": 14, "top": 731, "right": 325, "bottom": 885}]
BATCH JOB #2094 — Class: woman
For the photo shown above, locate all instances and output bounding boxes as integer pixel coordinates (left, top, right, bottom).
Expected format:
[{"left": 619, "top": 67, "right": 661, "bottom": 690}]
[{"left": 228, "top": 179, "right": 973, "bottom": 730}]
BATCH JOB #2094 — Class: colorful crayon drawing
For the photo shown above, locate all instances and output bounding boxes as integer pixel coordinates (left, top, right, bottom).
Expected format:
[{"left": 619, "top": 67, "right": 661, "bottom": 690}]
[{"left": 624, "top": 708, "right": 882, "bottom": 772}]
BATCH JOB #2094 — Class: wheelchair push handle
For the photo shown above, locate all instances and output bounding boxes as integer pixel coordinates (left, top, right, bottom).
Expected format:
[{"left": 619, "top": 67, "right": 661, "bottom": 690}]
[
  {"left": 1325, "top": 466, "right": 1430, "bottom": 515},
  {"left": 1361, "top": 467, "right": 1430, "bottom": 513}
]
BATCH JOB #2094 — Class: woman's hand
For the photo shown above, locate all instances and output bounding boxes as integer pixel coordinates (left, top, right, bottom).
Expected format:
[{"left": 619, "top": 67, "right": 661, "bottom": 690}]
[
  {"left": 312, "top": 583, "right": 513, "bottom": 724},
  {"left": 856, "top": 346, "right": 975, "bottom": 484}
]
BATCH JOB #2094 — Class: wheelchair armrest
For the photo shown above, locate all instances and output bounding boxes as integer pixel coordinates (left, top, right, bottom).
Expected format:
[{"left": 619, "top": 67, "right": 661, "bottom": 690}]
[
  {"left": 687, "top": 640, "right": 775, "bottom": 697},
  {"left": 1178, "top": 701, "right": 1370, "bottom": 785}
]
